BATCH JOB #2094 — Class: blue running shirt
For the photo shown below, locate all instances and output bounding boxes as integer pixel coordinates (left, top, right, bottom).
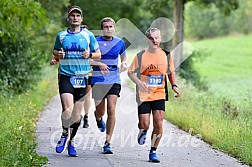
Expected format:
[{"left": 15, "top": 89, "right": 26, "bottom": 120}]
[
  {"left": 54, "top": 28, "right": 99, "bottom": 76},
  {"left": 92, "top": 36, "right": 126, "bottom": 84}
]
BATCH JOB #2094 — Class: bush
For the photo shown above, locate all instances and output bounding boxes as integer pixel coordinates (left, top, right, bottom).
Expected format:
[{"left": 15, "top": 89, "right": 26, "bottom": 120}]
[
  {"left": 179, "top": 49, "right": 209, "bottom": 91},
  {"left": 0, "top": 0, "right": 48, "bottom": 94}
]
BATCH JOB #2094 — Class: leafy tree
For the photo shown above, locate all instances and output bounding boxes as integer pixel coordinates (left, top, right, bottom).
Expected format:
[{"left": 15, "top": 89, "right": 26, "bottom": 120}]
[
  {"left": 69, "top": 0, "right": 149, "bottom": 31},
  {"left": 0, "top": 0, "right": 48, "bottom": 94}
]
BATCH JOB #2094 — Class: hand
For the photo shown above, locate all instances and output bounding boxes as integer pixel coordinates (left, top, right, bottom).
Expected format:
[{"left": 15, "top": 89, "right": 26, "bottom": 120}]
[
  {"left": 137, "top": 81, "right": 148, "bottom": 92},
  {"left": 82, "top": 49, "right": 92, "bottom": 59},
  {"left": 99, "top": 63, "right": 110, "bottom": 74},
  {"left": 119, "top": 61, "right": 128, "bottom": 72},
  {"left": 173, "top": 86, "right": 180, "bottom": 98},
  {"left": 58, "top": 48, "right": 65, "bottom": 59},
  {"left": 50, "top": 59, "right": 58, "bottom": 65}
]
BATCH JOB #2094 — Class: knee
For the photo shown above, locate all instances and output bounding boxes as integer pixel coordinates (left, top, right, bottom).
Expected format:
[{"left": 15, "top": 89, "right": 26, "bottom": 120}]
[
  {"left": 138, "top": 121, "right": 149, "bottom": 130},
  {"left": 107, "top": 107, "right": 115, "bottom": 117},
  {"left": 153, "top": 121, "right": 163, "bottom": 130}
]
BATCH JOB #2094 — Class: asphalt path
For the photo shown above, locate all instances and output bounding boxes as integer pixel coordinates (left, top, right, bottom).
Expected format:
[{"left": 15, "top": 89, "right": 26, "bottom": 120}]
[{"left": 36, "top": 73, "right": 248, "bottom": 167}]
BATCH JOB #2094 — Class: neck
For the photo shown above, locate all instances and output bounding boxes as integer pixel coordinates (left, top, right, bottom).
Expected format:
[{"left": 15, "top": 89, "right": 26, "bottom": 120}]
[
  {"left": 102, "top": 36, "right": 113, "bottom": 41},
  {"left": 147, "top": 47, "right": 159, "bottom": 53},
  {"left": 69, "top": 26, "right": 81, "bottom": 33}
]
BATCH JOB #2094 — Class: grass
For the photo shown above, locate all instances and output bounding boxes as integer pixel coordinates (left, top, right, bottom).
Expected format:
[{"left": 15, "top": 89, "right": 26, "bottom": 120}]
[
  {"left": 192, "top": 34, "right": 252, "bottom": 101},
  {"left": 165, "top": 34, "right": 252, "bottom": 166},
  {"left": 0, "top": 66, "right": 58, "bottom": 166}
]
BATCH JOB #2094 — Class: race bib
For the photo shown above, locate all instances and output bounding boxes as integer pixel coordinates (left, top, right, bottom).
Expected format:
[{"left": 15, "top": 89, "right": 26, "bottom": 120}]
[
  {"left": 147, "top": 74, "right": 163, "bottom": 87},
  {"left": 70, "top": 76, "right": 86, "bottom": 88}
]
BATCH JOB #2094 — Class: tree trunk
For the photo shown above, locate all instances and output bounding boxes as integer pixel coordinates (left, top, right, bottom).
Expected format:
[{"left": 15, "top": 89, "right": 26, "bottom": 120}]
[{"left": 172, "top": 0, "right": 185, "bottom": 71}]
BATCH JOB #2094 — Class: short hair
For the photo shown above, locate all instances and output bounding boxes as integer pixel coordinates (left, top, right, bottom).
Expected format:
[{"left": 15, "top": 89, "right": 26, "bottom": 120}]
[
  {"left": 100, "top": 17, "right": 115, "bottom": 29},
  {"left": 145, "top": 28, "right": 161, "bottom": 38}
]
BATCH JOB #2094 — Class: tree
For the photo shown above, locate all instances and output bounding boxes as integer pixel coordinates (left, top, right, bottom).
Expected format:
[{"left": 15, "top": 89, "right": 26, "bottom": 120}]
[
  {"left": 0, "top": 0, "right": 48, "bottom": 94},
  {"left": 172, "top": 0, "right": 239, "bottom": 69}
]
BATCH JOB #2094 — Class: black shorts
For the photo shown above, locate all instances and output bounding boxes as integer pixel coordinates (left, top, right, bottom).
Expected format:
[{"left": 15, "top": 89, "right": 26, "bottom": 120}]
[
  {"left": 87, "top": 76, "right": 92, "bottom": 85},
  {"left": 58, "top": 74, "right": 87, "bottom": 101},
  {"left": 92, "top": 83, "right": 121, "bottom": 100},
  {"left": 138, "top": 99, "right": 165, "bottom": 115}
]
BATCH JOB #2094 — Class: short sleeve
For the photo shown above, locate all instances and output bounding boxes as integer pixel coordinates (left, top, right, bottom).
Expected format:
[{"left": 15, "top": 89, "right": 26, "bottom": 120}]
[{"left": 128, "top": 55, "right": 139, "bottom": 74}]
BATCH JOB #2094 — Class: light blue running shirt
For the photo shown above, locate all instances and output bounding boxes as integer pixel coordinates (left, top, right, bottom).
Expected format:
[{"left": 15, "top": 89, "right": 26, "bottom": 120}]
[
  {"left": 54, "top": 28, "right": 99, "bottom": 76},
  {"left": 92, "top": 36, "right": 126, "bottom": 84}
]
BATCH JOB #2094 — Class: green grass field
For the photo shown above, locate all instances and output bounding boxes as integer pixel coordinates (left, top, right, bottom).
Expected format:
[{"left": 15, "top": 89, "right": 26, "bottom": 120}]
[
  {"left": 192, "top": 34, "right": 252, "bottom": 102},
  {"left": 166, "top": 34, "right": 252, "bottom": 166}
]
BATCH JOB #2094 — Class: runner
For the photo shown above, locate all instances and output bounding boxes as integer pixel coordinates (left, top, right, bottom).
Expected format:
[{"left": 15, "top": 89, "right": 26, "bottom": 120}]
[
  {"left": 128, "top": 28, "right": 180, "bottom": 162},
  {"left": 52, "top": 6, "right": 101, "bottom": 157},
  {"left": 91, "top": 17, "right": 127, "bottom": 154}
]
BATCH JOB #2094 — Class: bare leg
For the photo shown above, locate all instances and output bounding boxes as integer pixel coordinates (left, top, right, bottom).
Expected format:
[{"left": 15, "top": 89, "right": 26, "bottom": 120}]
[
  {"left": 151, "top": 110, "right": 164, "bottom": 148},
  {"left": 105, "top": 95, "right": 118, "bottom": 143}
]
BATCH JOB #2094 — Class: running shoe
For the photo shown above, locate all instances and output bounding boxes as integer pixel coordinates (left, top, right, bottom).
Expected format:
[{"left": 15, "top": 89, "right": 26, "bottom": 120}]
[
  {"left": 96, "top": 117, "right": 106, "bottom": 132},
  {"left": 83, "top": 116, "right": 89, "bottom": 128},
  {"left": 149, "top": 150, "right": 160, "bottom": 163},
  {"left": 137, "top": 130, "right": 147, "bottom": 145},
  {"left": 68, "top": 141, "right": 78, "bottom": 157},
  {"left": 55, "top": 134, "right": 69, "bottom": 153},
  {"left": 103, "top": 142, "right": 113, "bottom": 154}
]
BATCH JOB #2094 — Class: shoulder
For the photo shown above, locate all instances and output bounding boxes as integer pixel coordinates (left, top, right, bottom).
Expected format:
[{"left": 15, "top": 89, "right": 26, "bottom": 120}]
[
  {"left": 57, "top": 29, "right": 68, "bottom": 37},
  {"left": 82, "top": 29, "right": 95, "bottom": 36},
  {"left": 113, "top": 36, "right": 125, "bottom": 43},
  {"left": 96, "top": 36, "right": 103, "bottom": 41},
  {"left": 160, "top": 48, "right": 170, "bottom": 56}
]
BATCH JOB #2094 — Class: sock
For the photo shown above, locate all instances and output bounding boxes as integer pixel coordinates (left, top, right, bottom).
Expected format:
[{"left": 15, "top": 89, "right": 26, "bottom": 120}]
[
  {"left": 70, "top": 122, "right": 80, "bottom": 140},
  {"left": 150, "top": 147, "right": 157, "bottom": 153},
  {"left": 139, "top": 129, "right": 147, "bottom": 133},
  {"left": 84, "top": 115, "right": 88, "bottom": 119},
  {"left": 62, "top": 126, "right": 69, "bottom": 136},
  {"left": 104, "top": 140, "right": 110, "bottom": 146}
]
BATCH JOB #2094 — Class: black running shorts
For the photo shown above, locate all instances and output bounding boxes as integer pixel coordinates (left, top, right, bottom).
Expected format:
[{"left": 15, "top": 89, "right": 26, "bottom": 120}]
[
  {"left": 92, "top": 83, "right": 121, "bottom": 100},
  {"left": 138, "top": 99, "right": 165, "bottom": 115},
  {"left": 58, "top": 74, "right": 87, "bottom": 101}
]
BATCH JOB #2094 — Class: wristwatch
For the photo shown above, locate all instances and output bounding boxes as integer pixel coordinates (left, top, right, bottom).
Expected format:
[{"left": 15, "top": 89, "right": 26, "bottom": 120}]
[
  {"left": 172, "top": 84, "right": 178, "bottom": 89},
  {"left": 88, "top": 52, "right": 93, "bottom": 58}
]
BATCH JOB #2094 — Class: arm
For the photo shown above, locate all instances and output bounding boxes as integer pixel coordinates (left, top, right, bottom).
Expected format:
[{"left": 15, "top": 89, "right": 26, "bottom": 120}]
[
  {"left": 90, "top": 59, "right": 109, "bottom": 74},
  {"left": 53, "top": 48, "right": 65, "bottom": 59},
  {"left": 82, "top": 49, "right": 101, "bottom": 60},
  {"left": 128, "top": 71, "right": 148, "bottom": 92},
  {"left": 168, "top": 71, "right": 180, "bottom": 98},
  {"left": 120, "top": 54, "right": 128, "bottom": 72}
]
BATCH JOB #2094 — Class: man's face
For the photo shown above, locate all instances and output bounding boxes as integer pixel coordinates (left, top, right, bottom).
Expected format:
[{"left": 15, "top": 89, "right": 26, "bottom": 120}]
[
  {"left": 68, "top": 11, "right": 83, "bottom": 26},
  {"left": 147, "top": 31, "right": 161, "bottom": 49},
  {"left": 102, "top": 21, "right": 115, "bottom": 37}
]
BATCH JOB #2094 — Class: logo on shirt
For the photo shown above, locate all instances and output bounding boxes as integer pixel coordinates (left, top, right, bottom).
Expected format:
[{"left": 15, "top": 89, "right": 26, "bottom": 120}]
[{"left": 141, "top": 64, "right": 162, "bottom": 76}]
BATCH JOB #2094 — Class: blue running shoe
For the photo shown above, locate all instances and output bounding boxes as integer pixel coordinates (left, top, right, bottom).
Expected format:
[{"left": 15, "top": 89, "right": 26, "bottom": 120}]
[
  {"left": 149, "top": 150, "right": 160, "bottom": 163},
  {"left": 68, "top": 141, "right": 78, "bottom": 157},
  {"left": 137, "top": 130, "right": 147, "bottom": 145},
  {"left": 103, "top": 142, "right": 113, "bottom": 154},
  {"left": 97, "top": 117, "right": 106, "bottom": 132},
  {"left": 56, "top": 135, "right": 69, "bottom": 153}
]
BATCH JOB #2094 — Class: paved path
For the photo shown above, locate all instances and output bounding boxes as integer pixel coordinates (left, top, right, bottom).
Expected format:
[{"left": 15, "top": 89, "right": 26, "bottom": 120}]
[{"left": 36, "top": 74, "right": 248, "bottom": 167}]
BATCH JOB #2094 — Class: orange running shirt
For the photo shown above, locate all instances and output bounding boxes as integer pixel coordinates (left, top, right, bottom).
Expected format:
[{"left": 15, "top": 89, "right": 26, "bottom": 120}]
[{"left": 128, "top": 48, "right": 174, "bottom": 102}]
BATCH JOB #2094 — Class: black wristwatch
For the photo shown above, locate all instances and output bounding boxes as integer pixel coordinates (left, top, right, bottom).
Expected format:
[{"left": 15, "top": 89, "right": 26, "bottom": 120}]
[
  {"left": 172, "top": 84, "right": 178, "bottom": 89},
  {"left": 89, "top": 52, "right": 93, "bottom": 58}
]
